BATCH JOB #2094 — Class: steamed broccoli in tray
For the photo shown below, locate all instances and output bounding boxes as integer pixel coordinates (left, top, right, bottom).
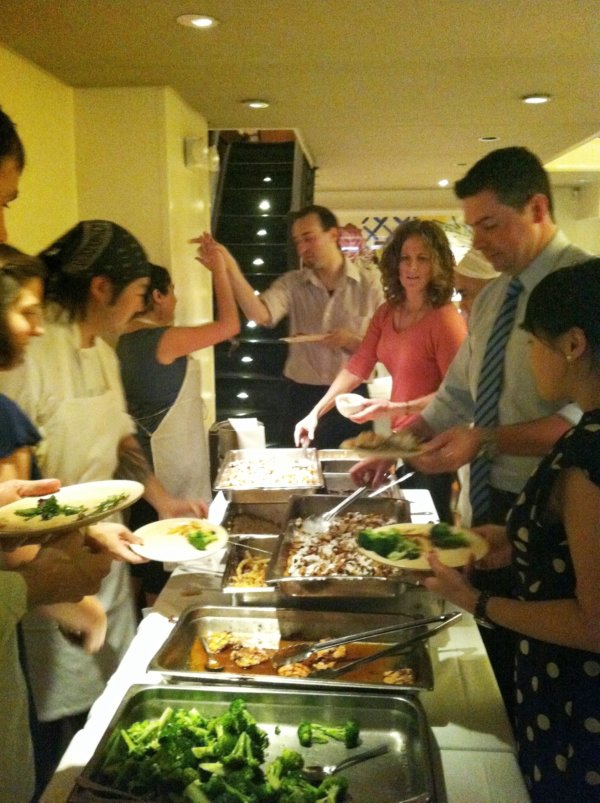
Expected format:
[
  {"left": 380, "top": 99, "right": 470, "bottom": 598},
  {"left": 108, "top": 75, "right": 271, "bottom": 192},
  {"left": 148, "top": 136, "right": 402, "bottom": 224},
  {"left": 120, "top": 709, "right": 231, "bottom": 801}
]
[
  {"left": 357, "top": 527, "right": 421, "bottom": 560},
  {"left": 93, "top": 698, "right": 350, "bottom": 802},
  {"left": 297, "top": 719, "right": 360, "bottom": 749}
]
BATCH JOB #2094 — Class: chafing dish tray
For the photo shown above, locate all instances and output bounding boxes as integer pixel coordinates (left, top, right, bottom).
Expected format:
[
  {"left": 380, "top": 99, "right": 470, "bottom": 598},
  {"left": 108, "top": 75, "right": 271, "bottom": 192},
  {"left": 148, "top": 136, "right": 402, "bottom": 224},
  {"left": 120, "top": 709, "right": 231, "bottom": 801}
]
[
  {"left": 214, "top": 447, "right": 324, "bottom": 502},
  {"left": 265, "top": 494, "right": 411, "bottom": 597},
  {"left": 149, "top": 605, "right": 434, "bottom": 693},
  {"left": 221, "top": 535, "right": 278, "bottom": 595},
  {"left": 69, "top": 684, "right": 441, "bottom": 802}
]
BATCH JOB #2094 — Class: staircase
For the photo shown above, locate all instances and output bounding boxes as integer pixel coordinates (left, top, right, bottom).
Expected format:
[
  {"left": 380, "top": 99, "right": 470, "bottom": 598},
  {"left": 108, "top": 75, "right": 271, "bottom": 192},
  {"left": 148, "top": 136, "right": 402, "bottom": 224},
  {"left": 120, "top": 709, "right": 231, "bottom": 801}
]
[{"left": 213, "top": 136, "right": 314, "bottom": 445}]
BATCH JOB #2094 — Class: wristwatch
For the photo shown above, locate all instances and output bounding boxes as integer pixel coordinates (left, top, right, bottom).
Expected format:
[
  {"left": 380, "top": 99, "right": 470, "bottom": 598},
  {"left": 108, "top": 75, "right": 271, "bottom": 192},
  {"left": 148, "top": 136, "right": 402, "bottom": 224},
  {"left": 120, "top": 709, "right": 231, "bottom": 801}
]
[
  {"left": 477, "top": 428, "right": 499, "bottom": 460},
  {"left": 474, "top": 590, "right": 496, "bottom": 629}
]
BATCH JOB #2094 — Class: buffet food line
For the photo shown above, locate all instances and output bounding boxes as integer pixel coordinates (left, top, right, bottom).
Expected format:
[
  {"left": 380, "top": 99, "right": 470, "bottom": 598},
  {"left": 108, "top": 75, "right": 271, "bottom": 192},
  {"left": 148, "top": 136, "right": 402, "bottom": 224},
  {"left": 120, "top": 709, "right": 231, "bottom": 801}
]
[{"left": 43, "top": 448, "right": 530, "bottom": 802}]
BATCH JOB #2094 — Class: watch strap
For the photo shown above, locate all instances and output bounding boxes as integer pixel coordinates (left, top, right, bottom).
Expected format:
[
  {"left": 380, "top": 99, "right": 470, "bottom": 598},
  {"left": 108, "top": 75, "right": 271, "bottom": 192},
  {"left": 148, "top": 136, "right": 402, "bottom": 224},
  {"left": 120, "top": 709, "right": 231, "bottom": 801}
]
[{"left": 474, "top": 590, "right": 495, "bottom": 629}]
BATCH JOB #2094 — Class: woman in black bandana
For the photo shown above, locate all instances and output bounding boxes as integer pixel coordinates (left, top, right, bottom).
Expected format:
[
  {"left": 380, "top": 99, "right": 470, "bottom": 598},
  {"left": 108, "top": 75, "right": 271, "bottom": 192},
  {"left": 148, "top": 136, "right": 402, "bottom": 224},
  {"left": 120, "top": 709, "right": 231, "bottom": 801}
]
[{"left": 0, "top": 219, "right": 208, "bottom": 794}]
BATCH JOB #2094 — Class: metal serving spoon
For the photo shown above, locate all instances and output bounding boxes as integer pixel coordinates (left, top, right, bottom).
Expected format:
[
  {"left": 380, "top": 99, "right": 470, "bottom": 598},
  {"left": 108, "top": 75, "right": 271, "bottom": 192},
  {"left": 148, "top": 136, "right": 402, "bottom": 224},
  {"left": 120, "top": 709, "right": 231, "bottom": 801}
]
[
  {"left": 200, "top": 633, "right": 225, "bottom": 671},
  {"left": 300, "top": 743, "right": 389, "bottom": 785}
]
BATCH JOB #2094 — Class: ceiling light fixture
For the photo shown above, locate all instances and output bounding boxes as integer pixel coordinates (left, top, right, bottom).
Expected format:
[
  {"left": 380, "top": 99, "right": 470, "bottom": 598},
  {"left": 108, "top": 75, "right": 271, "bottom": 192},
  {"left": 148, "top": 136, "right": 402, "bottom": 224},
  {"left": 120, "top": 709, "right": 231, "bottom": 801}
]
[
  {"left": 176, "top": 14, "right": 219, "bottom": 29},
  {"left": 479, "top": 135, "right": 500, "bottom": 142},
  {"left": 438, "top": 179, "right": 449, "bottom": 187},
  {"left": 242, "top": 99, "right": 270, "bottom": 109},
  {"left": 521, "top": 93, "right": 551, "bottom": 105}
]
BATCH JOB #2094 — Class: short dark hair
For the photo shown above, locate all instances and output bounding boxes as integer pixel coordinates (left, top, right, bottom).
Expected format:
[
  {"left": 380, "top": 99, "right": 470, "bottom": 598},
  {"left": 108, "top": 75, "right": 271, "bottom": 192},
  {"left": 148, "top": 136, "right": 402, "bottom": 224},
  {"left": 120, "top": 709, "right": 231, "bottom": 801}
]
[
  {"left": 455, "top": 146, "right": 554, "bottom": 219},
  {"left": 378, "top": 219, "right": 456, "bottom": 308},
  {"left": 289, "top": 204, "right": 339, "bottom": 231},
  {"left": 0, "top": 244, "right": 45, "bottom": 368},
  {"left": 144, "top": 263, "right": 171, "bottom": 307},
  {"left": 522, "top": 259, "right": 600, "bottom": 367},
  {"left": 0, "top": 108, "right": 25, "bottom": 170}
]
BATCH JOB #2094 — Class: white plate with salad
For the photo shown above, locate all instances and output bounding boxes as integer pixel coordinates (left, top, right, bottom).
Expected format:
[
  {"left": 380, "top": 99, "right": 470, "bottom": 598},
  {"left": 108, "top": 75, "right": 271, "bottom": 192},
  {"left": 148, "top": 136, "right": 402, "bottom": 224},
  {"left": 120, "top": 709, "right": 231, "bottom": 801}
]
[
  {"left": 0, "top": 479, "right": 144, "bottom": 542},
  {"left": 131, "top": 518, "right": 229, "bottom": 562}
]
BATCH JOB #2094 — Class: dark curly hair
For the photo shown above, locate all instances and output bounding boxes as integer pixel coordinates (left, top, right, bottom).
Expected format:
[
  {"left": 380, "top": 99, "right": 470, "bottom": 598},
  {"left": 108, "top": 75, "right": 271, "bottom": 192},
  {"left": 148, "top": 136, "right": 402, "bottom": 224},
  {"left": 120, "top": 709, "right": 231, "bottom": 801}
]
[{"left": 378, "top": 219, "right": 455, "bottom": 307}]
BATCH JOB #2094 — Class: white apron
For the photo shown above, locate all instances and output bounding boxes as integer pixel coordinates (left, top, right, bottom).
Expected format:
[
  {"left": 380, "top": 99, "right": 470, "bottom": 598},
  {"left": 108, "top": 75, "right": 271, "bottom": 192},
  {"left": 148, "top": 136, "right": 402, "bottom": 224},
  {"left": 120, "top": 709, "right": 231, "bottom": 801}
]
[
  {"left": 149, "top": 356, "right": 211, "bottom": 502},
  {"left": 22, "top": 375, "right": 137, "bottom": 721}
]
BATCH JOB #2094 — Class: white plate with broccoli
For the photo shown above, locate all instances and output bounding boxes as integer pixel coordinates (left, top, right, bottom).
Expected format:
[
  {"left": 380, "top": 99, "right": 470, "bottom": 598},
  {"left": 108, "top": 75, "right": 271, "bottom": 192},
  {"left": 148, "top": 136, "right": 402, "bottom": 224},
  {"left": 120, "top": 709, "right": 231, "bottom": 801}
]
[
  {"left": 131, "top": 518, "right": 229, "bottom": 562},
  {"left": 356, "top": 522, "right": 488, "bottom": 570}
]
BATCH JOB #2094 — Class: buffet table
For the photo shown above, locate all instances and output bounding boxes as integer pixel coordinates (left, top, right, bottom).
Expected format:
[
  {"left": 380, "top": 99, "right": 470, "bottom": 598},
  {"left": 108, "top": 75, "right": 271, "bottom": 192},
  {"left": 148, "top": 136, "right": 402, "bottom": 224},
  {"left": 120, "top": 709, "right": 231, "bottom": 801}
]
[{"left": 43, "top": 488, "right": 530, "bottom": 802}]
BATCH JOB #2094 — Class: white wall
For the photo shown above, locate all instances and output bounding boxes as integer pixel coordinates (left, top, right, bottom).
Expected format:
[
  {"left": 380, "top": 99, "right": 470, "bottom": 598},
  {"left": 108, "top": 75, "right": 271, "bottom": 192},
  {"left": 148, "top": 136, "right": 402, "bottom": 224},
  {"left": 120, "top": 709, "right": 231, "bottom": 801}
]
[{"left": 73, "top": 86, "right": 217, "bottom": 421}]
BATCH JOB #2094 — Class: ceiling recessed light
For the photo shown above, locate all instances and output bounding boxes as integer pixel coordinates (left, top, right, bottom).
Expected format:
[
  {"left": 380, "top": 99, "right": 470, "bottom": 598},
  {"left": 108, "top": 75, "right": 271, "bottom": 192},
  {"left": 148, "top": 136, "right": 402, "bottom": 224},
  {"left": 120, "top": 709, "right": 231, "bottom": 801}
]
[
  {"left": 521, "top": 94, "right": 551, "bottom": 105},
  {"left": 263, "top": 176, "right": 273, "bottom": 183},
  {"left": 176, "top": 14, "right": 219, "bottom": 29},
  {"left": 242, "top": 99, "right": 270, "bottom": 109},
  {"left": 438, "top": 179, "right": 449, "bottom": 187},
  {"left": 479, "top": 135, "right": 500, "bottom": 142}
]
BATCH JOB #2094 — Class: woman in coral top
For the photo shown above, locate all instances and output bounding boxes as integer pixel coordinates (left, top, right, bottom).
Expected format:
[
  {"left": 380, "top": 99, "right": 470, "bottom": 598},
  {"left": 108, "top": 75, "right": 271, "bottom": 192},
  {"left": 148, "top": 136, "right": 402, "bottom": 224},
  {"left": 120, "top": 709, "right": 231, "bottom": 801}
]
[{"left": 295, "top": 219, "right": 466, "bottom": 521}]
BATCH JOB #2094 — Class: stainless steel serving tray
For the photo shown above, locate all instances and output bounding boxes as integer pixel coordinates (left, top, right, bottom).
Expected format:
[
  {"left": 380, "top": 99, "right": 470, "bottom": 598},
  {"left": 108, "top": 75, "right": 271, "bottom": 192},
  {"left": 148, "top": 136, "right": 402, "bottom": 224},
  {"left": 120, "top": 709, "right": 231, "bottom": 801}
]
[
  {"left": 69, "top": 683, "right": 442, "bottom": 803},
  {"left": 221, "top": 534, "right": 278, "bottom": 596},
  {"left": 214, "top": 447, "right": 324, "bottom": 503},
  {"left": 265, "top": 494, "right": 411, "bottom": 597},
  {"left": 149, "top": 605, "right": 434, "bottom": 693}
]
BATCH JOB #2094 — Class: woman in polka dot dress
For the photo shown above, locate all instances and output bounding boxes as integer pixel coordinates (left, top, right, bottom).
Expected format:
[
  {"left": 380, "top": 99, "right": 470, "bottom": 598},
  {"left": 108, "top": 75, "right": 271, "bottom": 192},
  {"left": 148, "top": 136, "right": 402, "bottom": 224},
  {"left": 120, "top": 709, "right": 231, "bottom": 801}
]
[{"left": 424, "top": 259, "right": 600, "bottom": 802}]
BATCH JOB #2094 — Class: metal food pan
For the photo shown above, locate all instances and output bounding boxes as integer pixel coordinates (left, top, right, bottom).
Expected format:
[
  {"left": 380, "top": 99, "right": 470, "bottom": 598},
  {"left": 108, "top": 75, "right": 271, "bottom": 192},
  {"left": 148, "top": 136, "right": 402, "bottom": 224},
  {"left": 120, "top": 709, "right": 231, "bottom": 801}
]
[
  {"left": 266, "top": 494, "right": 411, "bottom": 597},
  {"left": 149, "top": 605, "right": 434, "bottom": 693},
  {"left": 221, "top": 535, "right": 278, "bottom": 596},
  {"left": 69, "top": 683, "right": 441, "bottom": 803},
  {"left": 221, "top": 500, "right": 289, "bottom": 534},
  {"left": 214, "top": 448, "right": 324, "bottom": 503}
]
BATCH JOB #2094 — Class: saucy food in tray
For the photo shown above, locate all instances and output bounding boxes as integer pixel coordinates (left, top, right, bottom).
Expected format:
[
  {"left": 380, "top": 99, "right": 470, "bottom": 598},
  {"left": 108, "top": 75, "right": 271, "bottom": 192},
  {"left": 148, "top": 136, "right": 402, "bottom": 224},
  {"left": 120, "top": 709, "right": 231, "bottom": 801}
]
[{"left": 189, "top": 631, "right": 417, "bottom": 686}]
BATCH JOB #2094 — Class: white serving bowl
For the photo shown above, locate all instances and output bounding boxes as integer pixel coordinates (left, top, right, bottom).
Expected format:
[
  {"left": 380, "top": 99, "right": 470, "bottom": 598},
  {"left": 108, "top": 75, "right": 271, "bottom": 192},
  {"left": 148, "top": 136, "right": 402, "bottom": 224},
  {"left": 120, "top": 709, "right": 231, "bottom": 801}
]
[{"left": 335, "top": 393, "right": 366, "bottom": 418}]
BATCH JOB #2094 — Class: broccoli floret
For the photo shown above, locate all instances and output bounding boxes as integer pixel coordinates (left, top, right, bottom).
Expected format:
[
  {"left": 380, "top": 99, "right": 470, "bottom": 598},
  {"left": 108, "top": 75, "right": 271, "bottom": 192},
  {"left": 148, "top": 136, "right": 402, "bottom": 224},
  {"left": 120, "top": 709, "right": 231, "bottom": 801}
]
[
  {"left": 278, "top": 773, "right": 321, "bottom": 803},
  {"left": 297, "top": 721, "right": 329, "bottom": 748},
  {"left": 430, "top": 522, "right": 469, "bottom": 548},
  {"left": 222, "top": 731, "right": 262, "bottom": 769},
  {"left": 297, "top": 720, "right": 360, "bottom": 749},
  {"left": 316, "top": 775, "right": 349, "bottom": 803},
  {"left": 357, "top": 527, "right": 400, "bottom": 556},
  {"left": 199, "top": 761, "right": 225, "bottom": 776},
  {"left": 264, "top": 748, "right": 304, "bottom": 790},
  {"left": 184, "top": 779, "right": 212, "bottom": 803}
]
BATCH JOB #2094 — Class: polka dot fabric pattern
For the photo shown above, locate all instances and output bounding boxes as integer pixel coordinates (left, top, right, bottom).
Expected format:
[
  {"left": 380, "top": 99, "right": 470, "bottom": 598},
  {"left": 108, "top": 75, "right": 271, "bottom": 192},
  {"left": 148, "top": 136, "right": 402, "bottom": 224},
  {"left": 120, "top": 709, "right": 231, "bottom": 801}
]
[{"left": 506, "top": 410, "right": 600, "bottom": 801}]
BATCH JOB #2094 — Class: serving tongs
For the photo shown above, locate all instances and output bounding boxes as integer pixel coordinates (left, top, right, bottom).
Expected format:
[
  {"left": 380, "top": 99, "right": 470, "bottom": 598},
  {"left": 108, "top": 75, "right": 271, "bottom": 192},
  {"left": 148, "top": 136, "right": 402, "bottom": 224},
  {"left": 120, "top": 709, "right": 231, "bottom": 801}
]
[
  {"left": 300, "top": 483, "right": 370, "bottom": 534},
  {"left": 270, "top": 611, "right": 461, "bottom": 668}
]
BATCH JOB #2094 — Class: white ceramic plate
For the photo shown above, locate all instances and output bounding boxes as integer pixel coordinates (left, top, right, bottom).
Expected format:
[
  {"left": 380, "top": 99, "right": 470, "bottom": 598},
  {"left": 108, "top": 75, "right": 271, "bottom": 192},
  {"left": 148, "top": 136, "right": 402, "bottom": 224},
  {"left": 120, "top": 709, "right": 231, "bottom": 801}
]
[
  {"left": 356, "top": 522, "right": 489, "bottom": 571},
  {"left": 131, "top": 518, "right": 229, "bottom": 562},
  {"left": 0, "top": 479, "right": 144, "bottom": 541},
  {"left": 279, "top": 333, "right": 327, "bottom": 343}
]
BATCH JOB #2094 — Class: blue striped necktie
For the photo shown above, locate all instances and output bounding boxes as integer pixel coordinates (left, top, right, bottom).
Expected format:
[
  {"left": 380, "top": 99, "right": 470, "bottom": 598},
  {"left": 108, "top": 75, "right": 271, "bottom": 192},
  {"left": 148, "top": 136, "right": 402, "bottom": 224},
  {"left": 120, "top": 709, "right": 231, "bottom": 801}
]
[{"left": 469, "top": 277, "right": 523, "bottom": 524}]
